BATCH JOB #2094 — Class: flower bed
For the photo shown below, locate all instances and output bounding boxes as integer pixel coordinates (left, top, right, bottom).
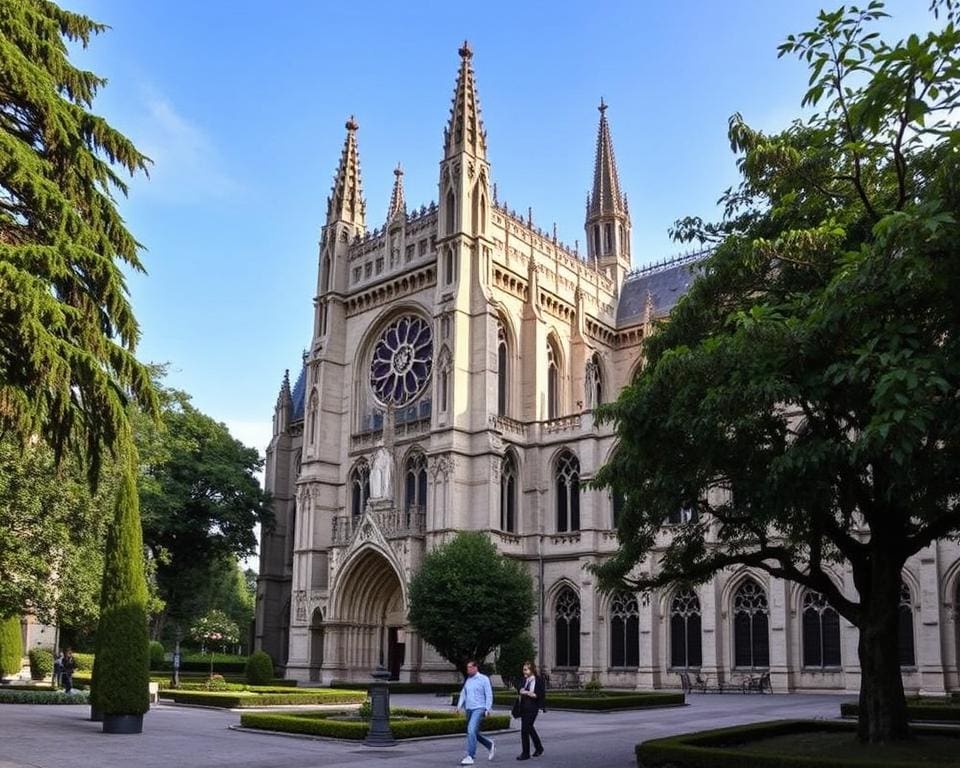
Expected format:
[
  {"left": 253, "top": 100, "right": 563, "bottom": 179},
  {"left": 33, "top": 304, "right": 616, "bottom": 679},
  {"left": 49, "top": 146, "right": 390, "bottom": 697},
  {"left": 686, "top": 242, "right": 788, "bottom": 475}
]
[
  {"left": 493, "top": 690, "right": 684, "bottom": 711},
  {"left": 162, "top": 689, "right": 366, "bottom": 708},
  {"left": 635, "top": 720, "right": 960, "bottom": 768},
  {"left": 239, "top": 707, "right": 511, "bottom": 740}
]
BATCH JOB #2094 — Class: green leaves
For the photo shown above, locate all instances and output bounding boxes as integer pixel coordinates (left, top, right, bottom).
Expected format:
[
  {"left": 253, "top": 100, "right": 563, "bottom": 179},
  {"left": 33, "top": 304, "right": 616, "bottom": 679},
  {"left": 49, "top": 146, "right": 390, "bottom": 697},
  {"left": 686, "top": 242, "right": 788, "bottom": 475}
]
[{"left": 408, "top": 532, "right": 535, "bottom": 674}]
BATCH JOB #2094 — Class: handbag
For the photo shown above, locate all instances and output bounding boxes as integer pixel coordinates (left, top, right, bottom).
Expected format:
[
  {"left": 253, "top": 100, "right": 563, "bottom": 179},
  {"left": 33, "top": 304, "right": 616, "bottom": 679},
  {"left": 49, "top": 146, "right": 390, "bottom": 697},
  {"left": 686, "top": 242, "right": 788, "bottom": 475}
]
[{"left": 511, "top": 696, "right": 521, "bottom": 719}]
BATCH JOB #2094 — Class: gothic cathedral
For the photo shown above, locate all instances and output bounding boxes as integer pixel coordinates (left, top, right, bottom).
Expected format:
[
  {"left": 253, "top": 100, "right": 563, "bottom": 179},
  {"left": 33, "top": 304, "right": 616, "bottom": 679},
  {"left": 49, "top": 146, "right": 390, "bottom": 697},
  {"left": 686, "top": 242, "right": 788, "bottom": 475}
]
[{"left": 256, "top": 43, "right": 960, "bottom": 695}]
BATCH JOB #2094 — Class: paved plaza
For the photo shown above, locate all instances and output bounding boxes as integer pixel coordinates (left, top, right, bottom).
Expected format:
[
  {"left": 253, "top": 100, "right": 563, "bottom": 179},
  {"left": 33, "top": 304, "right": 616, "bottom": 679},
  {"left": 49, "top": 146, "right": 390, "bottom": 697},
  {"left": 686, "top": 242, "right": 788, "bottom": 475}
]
[{"left": 0, "top": 693, "right": 852, "bottom": 768}]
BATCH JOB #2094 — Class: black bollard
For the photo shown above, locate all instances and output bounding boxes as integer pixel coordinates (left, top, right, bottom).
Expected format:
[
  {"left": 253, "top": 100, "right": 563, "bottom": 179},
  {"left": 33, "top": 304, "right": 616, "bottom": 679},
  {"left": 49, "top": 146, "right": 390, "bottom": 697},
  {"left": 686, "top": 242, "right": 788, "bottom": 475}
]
[{"left": 364, "top": 665, "right": 396, "bottom": 747}]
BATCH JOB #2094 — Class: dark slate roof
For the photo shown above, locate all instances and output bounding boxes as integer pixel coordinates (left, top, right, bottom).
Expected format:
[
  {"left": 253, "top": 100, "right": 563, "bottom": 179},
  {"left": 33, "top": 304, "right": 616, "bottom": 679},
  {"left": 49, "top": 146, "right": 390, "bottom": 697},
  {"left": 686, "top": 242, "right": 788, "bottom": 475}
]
[
  {"left": 291, "top": 363, "right": 307, "bottom": 422},
  {"left": 616, "top": 251, "right": 708, "bottom": 327}
]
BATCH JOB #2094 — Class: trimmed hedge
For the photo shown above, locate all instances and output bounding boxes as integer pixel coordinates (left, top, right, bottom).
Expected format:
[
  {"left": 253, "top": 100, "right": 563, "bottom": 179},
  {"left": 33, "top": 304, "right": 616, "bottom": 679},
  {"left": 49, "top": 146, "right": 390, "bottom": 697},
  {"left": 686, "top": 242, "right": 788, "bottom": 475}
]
[
  {"left": 635, "top": 719, "right": 960, "bottom": 768},
  {"left": 492, "top": 690, "right": 684, "bottom": 711},
  {"left": 29, "top": 648, "right": 53, "bottom": 680},
  {"left": 841, "top": 701, "right": 960, "bottom": 723},
  {"left": 245, "top": 651, "right": 274, "bottom": 685},
  {"left": 239, "top": 707, "right": 511, "bottom": 740},
  {"left": 0, "top": 689, "right": 90, "bottom": 704},
  {"left": 163, "top": 682, "right": 319, "bottom": 694},
  {"left": 330, "top": 680, "right": 462, "bottom": 694},
  {"left": 164, "top": 689, "right": 367, "bottom": 708}
]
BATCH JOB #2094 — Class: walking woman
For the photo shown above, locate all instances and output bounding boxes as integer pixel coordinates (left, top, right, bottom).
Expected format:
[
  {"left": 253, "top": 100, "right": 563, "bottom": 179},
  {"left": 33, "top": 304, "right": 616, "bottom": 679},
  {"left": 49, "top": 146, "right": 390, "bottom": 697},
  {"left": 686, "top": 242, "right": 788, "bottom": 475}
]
[{"left": 516, "top": 661, "right": 545, "bottom": 760}]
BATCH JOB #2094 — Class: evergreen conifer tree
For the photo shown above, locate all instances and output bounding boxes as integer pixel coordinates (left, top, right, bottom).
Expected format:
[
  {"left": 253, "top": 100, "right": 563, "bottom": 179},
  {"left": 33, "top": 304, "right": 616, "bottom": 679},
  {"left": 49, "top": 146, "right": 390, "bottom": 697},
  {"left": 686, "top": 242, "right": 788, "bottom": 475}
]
[
  {"left": 0, "top": 0, "right": 156, "bottom": 486},
  {"left": 94, "top": 451, "right": 149, "bottom": 718},
  {"left": 0, "top": 614, "right": 22, "bottom": 676}
]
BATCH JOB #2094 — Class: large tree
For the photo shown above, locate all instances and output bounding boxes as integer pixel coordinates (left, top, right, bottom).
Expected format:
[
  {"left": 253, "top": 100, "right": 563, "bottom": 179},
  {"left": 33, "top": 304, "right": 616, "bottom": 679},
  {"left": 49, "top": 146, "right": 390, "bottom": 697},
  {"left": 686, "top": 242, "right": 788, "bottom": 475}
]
[
  {"left": 409, "top": 532, "right": 535, "bottom": 676},
  {"left": 0, "top": 0, "right": 156, "bottom": 483},
  {"left": 136, "top": 380, "right": 270, "bottom": 640},
  {"left": 593, "top": 2, "right": 960, "bottom": 744}
]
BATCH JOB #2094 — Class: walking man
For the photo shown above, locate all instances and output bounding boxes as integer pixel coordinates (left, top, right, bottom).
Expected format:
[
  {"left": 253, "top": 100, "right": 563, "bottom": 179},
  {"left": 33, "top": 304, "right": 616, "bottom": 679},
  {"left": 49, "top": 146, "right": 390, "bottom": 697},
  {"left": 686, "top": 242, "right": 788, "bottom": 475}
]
[{"left": 456, "top": 659, "right": 495, "bottom": 765}]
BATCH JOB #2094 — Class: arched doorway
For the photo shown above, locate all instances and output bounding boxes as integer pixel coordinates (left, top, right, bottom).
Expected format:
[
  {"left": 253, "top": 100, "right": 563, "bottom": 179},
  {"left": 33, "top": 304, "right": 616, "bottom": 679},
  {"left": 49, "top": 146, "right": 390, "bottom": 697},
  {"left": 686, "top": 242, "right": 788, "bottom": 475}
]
[
  {"left": 310, "top": 608, "right": 325, "bottom": 681},
  {"left": 331, "top": 547, "right": 407, "bottom": 680}
]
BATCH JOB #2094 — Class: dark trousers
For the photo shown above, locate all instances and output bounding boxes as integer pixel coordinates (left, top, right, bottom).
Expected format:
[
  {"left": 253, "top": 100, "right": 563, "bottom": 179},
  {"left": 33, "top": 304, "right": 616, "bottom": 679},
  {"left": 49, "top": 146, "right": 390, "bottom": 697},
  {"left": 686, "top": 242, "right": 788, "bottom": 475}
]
[
  {"left": 520, "top": 709, "right": 542, "bottom": 757},
  {"left": 62, "top": 673, "right": 73, "bottom": 693}
]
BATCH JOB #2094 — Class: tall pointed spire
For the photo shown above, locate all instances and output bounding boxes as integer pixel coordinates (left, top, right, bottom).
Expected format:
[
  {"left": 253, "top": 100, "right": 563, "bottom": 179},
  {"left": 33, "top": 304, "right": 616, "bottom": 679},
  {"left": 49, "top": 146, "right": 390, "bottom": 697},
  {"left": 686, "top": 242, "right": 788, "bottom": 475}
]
[
  {"left": 444, "top": 41, "right": 487, "bottom": 160},
  {"left": 327, "top": 116, "right": 366, "bottom": 227},
  {"left": 588, "top": 98, "right": 625, "bottom": 217},
  {"left": 387, "top": 163, "right": 406, "bottom": 221}
]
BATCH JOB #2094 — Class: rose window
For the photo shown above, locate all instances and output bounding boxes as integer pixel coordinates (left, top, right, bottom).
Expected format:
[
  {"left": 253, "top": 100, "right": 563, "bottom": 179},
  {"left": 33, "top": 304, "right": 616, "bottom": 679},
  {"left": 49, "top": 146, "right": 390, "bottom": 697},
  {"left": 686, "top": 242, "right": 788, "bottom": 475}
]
[{"left": 369, "top": 315, "right": 433, "bottom": 406}]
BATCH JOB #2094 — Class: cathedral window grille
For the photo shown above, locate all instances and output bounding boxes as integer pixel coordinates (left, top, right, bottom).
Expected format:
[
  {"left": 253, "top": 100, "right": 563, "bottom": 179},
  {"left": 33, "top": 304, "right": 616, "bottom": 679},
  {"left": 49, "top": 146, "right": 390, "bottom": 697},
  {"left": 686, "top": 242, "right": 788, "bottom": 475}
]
[
  {"left": 353, "top": 266, "right": 361, "bottom": 283},
  {"left": 350, "top": 462, "right": 370, "bottom": 519},
  {"left": 555, "top": 588, "right": 581, "bottom": 668},
  {"left": 898, "top": 582, "right": 916, "bottom": 667},
  {"left": 670, "top": 588, "right": 702, "bottom": 668},
  {"left": 604, "top": 223, "right": 613, "bottom": 254},
  {"left": 375, "top": 256, "right": 384, "bottom": 274},
  {"left": 555, "top": 450, "right": 580, "bottom": 532},
  {"left": 500, "top": 453, "right": 517, "bottom": 532},
  {"left": 404, "top": 452, "right": 428, "bottom": 520},
  {"left": 609, "top": 592, "right": 640, "bottom": 667},
  {"left": 589, "top": 353, "right": 603, "bottom": 407},
  {"left": 547, "top": 341, "right": 559, "bottom": 419},
  {"left": 497, "top": 322, "right": 509, "bottom": 416},
  {"left": 419, "top": 239, "right": 428, "bottom": 257},
  {"left": 369, "top": 315, "right": 433, "bottom": 407},
  {"left": 439, "top": 369, "right": 449, "bottom": 413},
  {"left": 733, "top": 579, "right": 769, "bottom": 668},
  {"left": 445, "top": 248, "right": 454, "bottom": 285},
  {"left": 405, "top": 244, "right": 415, "bottom": 262},
  {"left": 365, "top": 262, "right": 372, "bottom": 278},
  {"left": 592, "top": 226, "right": 600, "bottom": 258},
  {"left": 801, "top": 590, "right": 841, "bottom": 668}
]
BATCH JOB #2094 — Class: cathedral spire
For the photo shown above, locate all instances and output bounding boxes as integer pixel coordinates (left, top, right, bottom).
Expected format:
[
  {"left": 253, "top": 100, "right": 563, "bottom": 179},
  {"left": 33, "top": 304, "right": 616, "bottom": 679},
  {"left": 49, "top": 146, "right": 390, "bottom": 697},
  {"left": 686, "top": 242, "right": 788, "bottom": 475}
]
[
  {"left": 443, "top": 41, "right": 487, "bottom": 160},
  {"left": 387, "top": 163, "right": 406, "bottom": 222},
  {"left": 327, "top": 116, "right": 366, "bottom": 228},
  {"left": 588, "top": 98, "right": 625, "bottom": 218}
]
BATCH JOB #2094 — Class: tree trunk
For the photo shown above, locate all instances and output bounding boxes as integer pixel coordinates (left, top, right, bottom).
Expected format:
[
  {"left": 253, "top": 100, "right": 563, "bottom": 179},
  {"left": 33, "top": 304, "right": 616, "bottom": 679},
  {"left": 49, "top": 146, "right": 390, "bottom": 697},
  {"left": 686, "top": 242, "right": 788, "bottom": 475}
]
[{"left": 856, "top": 562, "right": 911, "bottom": 743}]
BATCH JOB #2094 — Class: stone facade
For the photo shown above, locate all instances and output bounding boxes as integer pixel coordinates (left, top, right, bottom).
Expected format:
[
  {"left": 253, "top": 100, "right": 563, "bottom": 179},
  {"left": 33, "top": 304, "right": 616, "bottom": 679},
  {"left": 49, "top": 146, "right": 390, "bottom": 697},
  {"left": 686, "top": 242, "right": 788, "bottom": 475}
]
[{"left": 255, "top": 43, "right": 960, "bottom": 694}]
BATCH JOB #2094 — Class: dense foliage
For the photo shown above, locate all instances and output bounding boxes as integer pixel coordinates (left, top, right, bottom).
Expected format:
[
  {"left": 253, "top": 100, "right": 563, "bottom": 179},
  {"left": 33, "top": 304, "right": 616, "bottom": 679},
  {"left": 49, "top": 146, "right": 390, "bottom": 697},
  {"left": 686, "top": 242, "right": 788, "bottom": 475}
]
[
  {"left": 0, "top": 0, "right": 156, "bottom": 486},
  {"left": 593, "top": 1, "right": 960, "bottom": 744},
  {"left": 408, "top": 532, "right": 535, "bottom": 675}
]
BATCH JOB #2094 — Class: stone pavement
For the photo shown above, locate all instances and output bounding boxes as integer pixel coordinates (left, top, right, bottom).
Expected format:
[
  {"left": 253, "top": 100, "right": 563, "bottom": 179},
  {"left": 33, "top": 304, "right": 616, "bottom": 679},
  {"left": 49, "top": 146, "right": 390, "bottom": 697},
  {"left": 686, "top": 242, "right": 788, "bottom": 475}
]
[{"left": 0, "top": 692, "right": 853, "bottom": 768}]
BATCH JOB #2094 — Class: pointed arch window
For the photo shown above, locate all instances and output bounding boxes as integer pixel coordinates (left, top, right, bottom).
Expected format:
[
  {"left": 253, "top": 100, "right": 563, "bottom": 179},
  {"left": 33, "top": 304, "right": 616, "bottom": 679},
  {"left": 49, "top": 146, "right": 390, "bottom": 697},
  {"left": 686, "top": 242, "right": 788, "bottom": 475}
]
[
  {"left": 437, "top": 347, "right": 451, "bottom": 415},
  {"left": 307, "top": 390, "right": 319, "bottom": 446},
  {"left": 899, "top": 582, "right": 915, "bottom": 667},
  {"left": 500, "top": 453, "right": 517, "bottom": 532},
  {"left": 404, "top": 452, "right": 428, "bottom": 522},
  {"left": 445, "top": 189, "right": 456, "bottom": 234},
  {"left": 497, "top": 321, "right": 509, "bottom": 416},
  {"left": 547, "top": 340, "right": 560, "bottom": 419},
  {"left": 733, "top": 579, "right": 769, "bottom": 668},
  {"left": 350, "top": 462, "right": 370, "bottom": 520},
  {"left": 555, "top": 588, "right": 581, "bottom": 667},
  {"left": 670, "top": 588, "right": 702, "bottom": 668},
  {"left": 610, "top": 592, "right": 640, "bottom": 667},
  {"left": 555, "top": 450, "right": 580, "bottom": 532},
  {"left": 802, "top": 590, "right": 841, "bottom": 668},
  {"left": 445, "top": 247, "right": 455, "bottom": 285}
]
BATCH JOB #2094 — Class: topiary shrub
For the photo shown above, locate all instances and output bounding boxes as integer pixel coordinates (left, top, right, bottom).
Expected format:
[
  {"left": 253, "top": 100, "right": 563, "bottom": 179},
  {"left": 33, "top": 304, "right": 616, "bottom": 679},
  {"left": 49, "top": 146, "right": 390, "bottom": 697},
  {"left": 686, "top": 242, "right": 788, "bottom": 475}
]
[
  {"left": 148, "top": 641, "right": 165, "bottom": 670},
  {"left": 29, "top": 648, "right": 54, "bottom": 680},
  {"left": 245, "top": 650, "right": 274, "bottom": 685},
  {"left": 0, "top": 615, "right": 23, "bottom": 677},
  {"left": 94, "top": 457, "right": 150, "bottom": 717}
]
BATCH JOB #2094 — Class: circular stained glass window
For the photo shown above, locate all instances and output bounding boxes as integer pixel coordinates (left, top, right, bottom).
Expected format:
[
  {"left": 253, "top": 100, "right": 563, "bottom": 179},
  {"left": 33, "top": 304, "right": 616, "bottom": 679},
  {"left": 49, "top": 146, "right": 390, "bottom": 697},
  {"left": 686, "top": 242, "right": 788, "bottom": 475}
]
[{"left": 369, "top": 315, "right": 433, "bottom": 406}]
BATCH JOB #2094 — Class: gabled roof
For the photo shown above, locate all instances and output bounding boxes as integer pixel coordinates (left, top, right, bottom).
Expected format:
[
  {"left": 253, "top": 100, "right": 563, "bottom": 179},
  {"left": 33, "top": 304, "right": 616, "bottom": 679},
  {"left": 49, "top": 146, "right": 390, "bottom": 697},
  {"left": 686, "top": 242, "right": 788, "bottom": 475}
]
[
  {"left": 291, "top": 363, "right": 307, "bottom": 422},
  {"left": 616, "top": 251, "right": 708, "bottom": 327}
]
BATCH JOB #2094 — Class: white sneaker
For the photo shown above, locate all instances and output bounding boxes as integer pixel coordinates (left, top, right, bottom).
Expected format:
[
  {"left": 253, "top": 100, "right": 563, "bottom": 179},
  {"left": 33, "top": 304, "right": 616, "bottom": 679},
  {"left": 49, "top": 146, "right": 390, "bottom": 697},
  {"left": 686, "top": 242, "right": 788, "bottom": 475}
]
[
  {"left": 460, "top": 758, "right": 475, "bottom": 765},
  {"left": 488, "top": 740, "right": 496, "bottom": 761}
]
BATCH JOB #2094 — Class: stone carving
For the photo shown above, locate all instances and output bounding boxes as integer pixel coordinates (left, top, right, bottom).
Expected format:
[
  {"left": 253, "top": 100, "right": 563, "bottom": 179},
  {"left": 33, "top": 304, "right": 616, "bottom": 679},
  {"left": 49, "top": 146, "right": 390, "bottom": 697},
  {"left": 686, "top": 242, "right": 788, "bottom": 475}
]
[
  {"left": 370, "top": 445, "right": 394, "bottom": 500},
  {"left": 585, "top": 359, "right": 598, "bottom": 409},
  {"left": 295, "top": 590, "right": 307, "bottom": 622}
]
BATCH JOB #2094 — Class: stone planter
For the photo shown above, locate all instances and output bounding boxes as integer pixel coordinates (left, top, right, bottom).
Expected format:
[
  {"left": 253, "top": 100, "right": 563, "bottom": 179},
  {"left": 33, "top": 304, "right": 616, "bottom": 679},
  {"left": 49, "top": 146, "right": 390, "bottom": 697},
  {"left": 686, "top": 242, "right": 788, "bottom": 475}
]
[{"left": 89, "top": 706, "right": 102, "bottom": 722}]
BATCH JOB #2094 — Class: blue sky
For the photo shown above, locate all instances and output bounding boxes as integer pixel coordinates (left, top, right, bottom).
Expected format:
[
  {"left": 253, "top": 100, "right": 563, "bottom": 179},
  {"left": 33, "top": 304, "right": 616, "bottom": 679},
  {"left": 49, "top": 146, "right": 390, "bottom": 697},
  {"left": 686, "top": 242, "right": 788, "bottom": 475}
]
[{"left": 69, "top": 0, "right": 933, "bottom": 456}]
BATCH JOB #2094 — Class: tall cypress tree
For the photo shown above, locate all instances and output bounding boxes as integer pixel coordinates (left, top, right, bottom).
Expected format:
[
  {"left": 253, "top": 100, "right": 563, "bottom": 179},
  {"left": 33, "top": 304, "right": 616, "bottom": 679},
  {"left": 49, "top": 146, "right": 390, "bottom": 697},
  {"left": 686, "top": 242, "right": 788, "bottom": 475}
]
[
  {"left": 0, "top": 0, "right": 157, "bottom": 485},
  {"left": 93, "top": 450, "right": 149, "bottom": 718},
  {"left": 0, "top": 614, "right": 22, "bottom": 676}
]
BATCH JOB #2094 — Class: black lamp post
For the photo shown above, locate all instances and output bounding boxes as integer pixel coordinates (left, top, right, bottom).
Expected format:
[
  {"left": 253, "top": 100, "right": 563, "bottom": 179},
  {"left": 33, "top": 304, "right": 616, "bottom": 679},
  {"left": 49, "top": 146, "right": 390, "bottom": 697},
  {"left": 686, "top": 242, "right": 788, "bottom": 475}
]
[{"left": 364, "top": 665, "right": 396, "bottom": 747}]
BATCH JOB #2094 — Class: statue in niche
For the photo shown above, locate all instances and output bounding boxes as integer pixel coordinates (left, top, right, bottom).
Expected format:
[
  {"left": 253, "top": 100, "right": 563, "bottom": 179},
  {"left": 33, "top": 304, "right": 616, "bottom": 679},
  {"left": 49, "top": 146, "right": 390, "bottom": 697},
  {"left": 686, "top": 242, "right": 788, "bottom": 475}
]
[
  {"left": 584, "top": 359, "right": 598, "bottom": 410},
  {"left": 370, "top": 445, "right": 394, "bottom": 501}
]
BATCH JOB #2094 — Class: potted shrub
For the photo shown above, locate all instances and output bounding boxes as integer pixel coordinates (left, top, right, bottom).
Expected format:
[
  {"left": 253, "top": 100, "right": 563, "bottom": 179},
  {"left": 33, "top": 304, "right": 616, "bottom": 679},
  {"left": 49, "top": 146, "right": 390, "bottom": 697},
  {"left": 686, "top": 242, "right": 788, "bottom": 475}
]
[{"left": 96, "top": 458, "right": 150, "bottom": 734}]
